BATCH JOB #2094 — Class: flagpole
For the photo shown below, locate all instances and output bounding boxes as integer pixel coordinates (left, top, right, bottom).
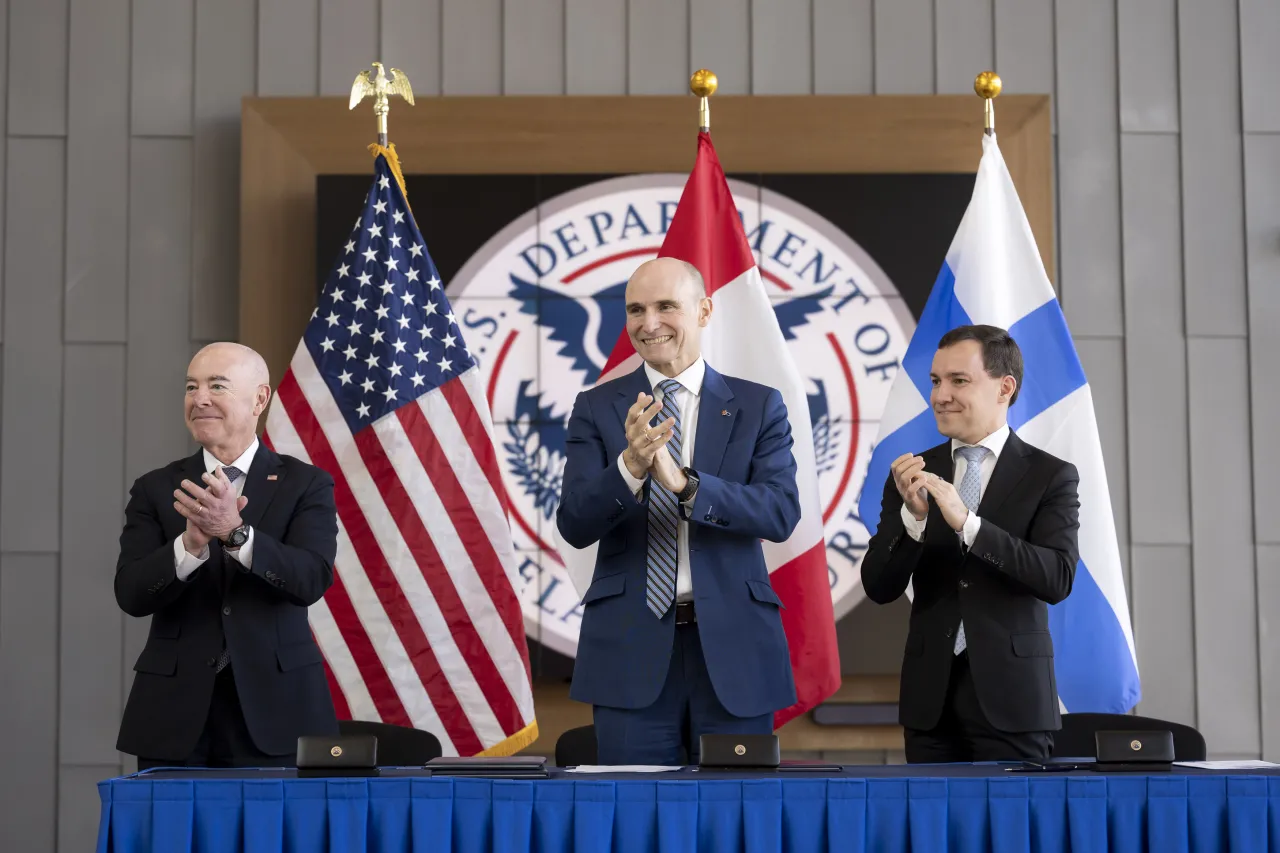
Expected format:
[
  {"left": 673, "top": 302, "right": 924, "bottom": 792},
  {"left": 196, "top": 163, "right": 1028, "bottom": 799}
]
[
  {"left": 690, "top": 69, "right": 718, "bottom": 131},
  {"left": 975, "top": 70, "right": 1002, "bottom": 136}
]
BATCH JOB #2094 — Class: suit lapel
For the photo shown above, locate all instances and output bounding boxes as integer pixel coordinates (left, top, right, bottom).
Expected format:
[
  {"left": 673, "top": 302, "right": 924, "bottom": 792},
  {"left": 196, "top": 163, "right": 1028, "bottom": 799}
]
[
  {"left": 692, "top": 366, "right": 736, "bottom": 477},
  {"left": 238, "top": 442, "right": 284, "bottom": 529},
  {"left": 612, "top": 366, "right": 656, "bottom": 438},
  {"left": 976, "top": 431, "right": 1031, "bottom": 518}
]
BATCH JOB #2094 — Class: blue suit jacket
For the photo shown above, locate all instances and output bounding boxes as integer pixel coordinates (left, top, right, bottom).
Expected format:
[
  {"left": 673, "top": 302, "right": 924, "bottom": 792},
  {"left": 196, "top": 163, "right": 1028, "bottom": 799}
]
[{"left": 557, "top": 364, "right": 800, "bottom": 717}]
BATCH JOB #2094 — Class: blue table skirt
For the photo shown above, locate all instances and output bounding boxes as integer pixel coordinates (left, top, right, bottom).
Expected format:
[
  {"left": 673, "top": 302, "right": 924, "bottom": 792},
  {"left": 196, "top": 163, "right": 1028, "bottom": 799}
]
[{"left": 97, "top": 773, "right": 1280, "bottom": 853}]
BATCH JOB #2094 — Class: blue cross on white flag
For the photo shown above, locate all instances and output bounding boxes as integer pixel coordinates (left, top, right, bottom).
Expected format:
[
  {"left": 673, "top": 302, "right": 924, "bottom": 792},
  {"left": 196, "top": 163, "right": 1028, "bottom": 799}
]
[{"left": 859, "top": 133, "right": 1141, "bottom": 714}]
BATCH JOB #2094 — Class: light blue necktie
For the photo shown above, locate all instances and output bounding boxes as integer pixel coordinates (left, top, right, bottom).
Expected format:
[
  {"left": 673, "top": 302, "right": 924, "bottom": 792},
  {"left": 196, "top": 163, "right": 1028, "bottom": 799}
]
[
  {"left": 645, "top": 379, "right": 684, "bottom": 618},
  {"left": 953, "top": 445, "right": 989, "bottom": 655}
]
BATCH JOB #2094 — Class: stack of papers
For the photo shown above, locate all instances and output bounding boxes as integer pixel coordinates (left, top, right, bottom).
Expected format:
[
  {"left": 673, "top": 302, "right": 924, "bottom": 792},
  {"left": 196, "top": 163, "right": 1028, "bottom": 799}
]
[
  {"left": 1173, "top": 760, "right": 1280, "bottom": 770},
  {"left": 564, "top": 765, "right": 683, "bottom": 773}
]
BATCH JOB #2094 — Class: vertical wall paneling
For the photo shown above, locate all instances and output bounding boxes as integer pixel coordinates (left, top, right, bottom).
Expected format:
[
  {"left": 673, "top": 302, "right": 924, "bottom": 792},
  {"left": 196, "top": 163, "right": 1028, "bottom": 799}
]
[
  {"left": 813, "top": 0, "right": 872, "bottom": 95},
  {"left": 1132, "top": 545, "right": 1197, "bottom": 726},
  {"left": 8, "top": 0, "right": 67, "bottom": 135},
  {"left": 1119, "top": 133, "right": 1191, "bottom": 544},
  {"left": 1055, "top": 0, "right": 1123, "bottom": 335},
  {"left": 1116, "top": 0, "right": 1178, "bottom": 132},
  {"left": 1244, "top": 135, "right": 1280, "bottom": 542},
  {"left": 1075, "top": 338, "right": 1131, "bottom": 586},
  {"left": 319, "top": 0, "right": 379, "bottom": 97},
  {"left": 1, "top": 139, "right": 65, "bottom": 551},
  {"left": 690, "top": 0, "right": 751, "bottom": 95},
  {"left": 1178, "top": 0, "right": 1247, "bottom": 336},
  {"left": 565, "top": 0, "right": 626, "bottom": 95},
  {"left": 1259, "top": 545, "right": 1280, "bottom": 760},
  {"left": 258, "top": 0, "right": 320, "bottom": 96},
  {"left": 441, "top": 0, "right": 502, "bottom": 95},
  {"left": 192, "top": 0, "right": 258, "bottom": 343},
  {"left": 872, "top": 0, "right": 933, "bottom": 94},
  {"left": 934, "top": 0, "right": 993, "bottom": 95},
  {"left": 1239, "top": 0, "right": 1280, "bottom": 132},
  {"left": 1188, "top": 338, "right": 1259, "bottom": 756},
  {"left": 751, "top": 0, "right": 812, "bottom": 94},
  {"left": 0, "top": 555, "right": 59, "bottom": 851},
  {"left": 381, "top": 0, "right": 441, "bottom": 97},
  {"left": 629, "top": 0, "right": 689, "bottom": 95},
  {"left": 131, "top": 0, "right": 196, "bottom": 137},
  {"left": 993, "top": 0, "right": 1055, "bottom": 127},
  {"left": 504, "top": 0, "right": 565, "bottom": 95},
  {"left": 59, "top": 345, "right": 126, "bottom": 765},
  {"left": 65, "top": 0, "right": 129, "bottom": 342},
  {"left": 57, "top": 766, "right": 118, "bottom": 853}
]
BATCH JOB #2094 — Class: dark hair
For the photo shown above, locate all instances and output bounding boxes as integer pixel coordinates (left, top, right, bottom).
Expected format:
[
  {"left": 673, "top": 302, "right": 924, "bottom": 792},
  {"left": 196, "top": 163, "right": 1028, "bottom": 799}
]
[{"left": 936, "top": 324, "right": 1023, "bottom": 405}]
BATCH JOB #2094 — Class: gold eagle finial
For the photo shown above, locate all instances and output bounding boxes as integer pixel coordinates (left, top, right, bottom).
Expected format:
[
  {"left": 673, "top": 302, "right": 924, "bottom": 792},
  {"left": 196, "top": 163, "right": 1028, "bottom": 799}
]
[{"left": 349, "top": 61, "right": 415, "bottom": 145}]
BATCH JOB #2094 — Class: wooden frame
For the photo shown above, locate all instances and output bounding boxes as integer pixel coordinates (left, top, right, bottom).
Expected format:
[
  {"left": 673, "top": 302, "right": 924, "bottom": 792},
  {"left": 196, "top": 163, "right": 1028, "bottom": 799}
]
[{"left": 239, "top": 94, "right": 1053, "bottom": 755}]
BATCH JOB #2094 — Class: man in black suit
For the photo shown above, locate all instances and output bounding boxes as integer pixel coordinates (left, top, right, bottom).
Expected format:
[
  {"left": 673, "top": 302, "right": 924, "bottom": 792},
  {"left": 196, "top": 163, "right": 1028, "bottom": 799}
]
[
  {"left": 115, "top": 342, "right": 339, "bottom": 768},
  {"left": 861, "top": 325, "right": 1080, "bottom": 763}
]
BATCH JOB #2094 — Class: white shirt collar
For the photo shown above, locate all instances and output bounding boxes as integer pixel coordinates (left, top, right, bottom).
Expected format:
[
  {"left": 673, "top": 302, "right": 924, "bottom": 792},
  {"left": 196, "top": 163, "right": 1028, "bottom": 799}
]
[
  {"left": 203, "top": 437, "right": 259, "bottom": 476},
  {"left": 951, "top": 423, "right": 1010, "bottom": 461},
  {"left": 644, "top": 357, "right": 706, "bottom": 397}
]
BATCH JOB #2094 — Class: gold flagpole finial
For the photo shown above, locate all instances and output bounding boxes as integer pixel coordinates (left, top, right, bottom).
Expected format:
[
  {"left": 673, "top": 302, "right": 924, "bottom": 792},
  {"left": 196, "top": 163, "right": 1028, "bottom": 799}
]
[
  {"left": 350, "top": 61, "right": 415, "bottom": 146},
  {"left": 974, "top": 71, "right": 1002, "bottom": 135},
  {"left": 690, "top": 69, "right": 718, "bottom": 131}
]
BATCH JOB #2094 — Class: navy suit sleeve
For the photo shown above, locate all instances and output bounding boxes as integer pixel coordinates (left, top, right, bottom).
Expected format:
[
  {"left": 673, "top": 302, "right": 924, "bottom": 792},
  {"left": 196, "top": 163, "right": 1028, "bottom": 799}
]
[
  {"left": 235, "top": 467, "right": 337, "bottom": 606},
  {"left": 114, "top": 476, "right": 196, "bottom": 617},
  {"left": 859, "top": 472, "right": 925, "bottom": 604},
  {"left": 686, "top": 388, "right": 800, "bottom": 543},
  {"left": 556, "top": 391, "right": 644, "bottom": 549}
]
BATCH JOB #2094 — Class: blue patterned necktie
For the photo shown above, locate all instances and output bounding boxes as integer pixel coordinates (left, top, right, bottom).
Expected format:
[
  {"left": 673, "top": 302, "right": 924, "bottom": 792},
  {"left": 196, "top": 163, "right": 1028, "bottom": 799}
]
[
  {"left": 645, "top": 379, "right": 684, "bottom": 618},
  {"left": 222, "top": 465, "right": 243, "bottom": 483},
  {"left": 953, "top": 445, "right": 989, "bottom": 655},
  {"left": 213, "top": 465, "right": 244, "bottom": 674}
]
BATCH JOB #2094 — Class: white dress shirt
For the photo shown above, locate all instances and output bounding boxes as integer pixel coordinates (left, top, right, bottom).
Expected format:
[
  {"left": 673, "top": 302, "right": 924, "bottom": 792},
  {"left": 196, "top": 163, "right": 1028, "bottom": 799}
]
[
  {"left": 900, "top": 423, "right": 1010, "bottom": 547},
  {"left": 617, "top": 357, "right": 705, "bottom": 602},
  {"left": 174, "top": 438, "right": 259, "bottom": 580}
]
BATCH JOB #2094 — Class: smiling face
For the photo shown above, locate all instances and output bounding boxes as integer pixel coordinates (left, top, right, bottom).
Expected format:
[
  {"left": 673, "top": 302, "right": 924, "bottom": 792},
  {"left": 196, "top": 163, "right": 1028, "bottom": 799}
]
[
  {"left": 929, "top": 339, "right": 1017, "bottom": 444},
  {"left": 184, "top": 343, "right": 272, "bottom": 462},
  {"left": 624, "top": 258, "right": 713, "bottom": 378}
]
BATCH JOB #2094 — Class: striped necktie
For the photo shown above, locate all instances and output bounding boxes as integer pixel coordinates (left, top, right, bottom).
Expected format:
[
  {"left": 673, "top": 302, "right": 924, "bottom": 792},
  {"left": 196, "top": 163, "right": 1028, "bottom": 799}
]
[
  {"left": 645, "top": 378, "right": 684, "bottom": 618},
  {"left": 953, "top": 445, "right": 989, "bottom": 655}
]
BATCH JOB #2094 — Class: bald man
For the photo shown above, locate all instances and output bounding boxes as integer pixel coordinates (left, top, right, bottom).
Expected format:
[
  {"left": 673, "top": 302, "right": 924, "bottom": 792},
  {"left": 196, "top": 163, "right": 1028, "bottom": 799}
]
[{"left": 115, "top": 343, "right": 339, "bottom": 768}]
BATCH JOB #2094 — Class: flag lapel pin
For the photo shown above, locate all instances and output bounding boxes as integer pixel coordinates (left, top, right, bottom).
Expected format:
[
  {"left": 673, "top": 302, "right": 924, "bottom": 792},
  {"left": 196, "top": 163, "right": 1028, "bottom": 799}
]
[
  {"left": 267, "top": 474, "right": 278, "bottom": 481},
  {"left": 721, "top": 409, "right": 730, "bottom": 416}
]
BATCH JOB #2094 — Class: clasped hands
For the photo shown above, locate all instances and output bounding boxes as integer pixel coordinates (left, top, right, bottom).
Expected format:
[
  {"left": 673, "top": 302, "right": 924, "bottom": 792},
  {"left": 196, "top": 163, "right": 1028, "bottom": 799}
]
[
  {"left": 622, "top": 392, "right": 688, "bottom": 495},
  {"left": 174, "top": 467, "right": 249, "bottom": 555},
  {"left": 891, "top": 453, "right": 969, "bottom": 531}
]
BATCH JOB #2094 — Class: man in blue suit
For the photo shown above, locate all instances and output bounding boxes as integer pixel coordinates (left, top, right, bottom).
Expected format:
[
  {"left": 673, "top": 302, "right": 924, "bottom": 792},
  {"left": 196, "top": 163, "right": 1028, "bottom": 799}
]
[{"left": 557, "top": 257, "right": 800, "bottom": 765}]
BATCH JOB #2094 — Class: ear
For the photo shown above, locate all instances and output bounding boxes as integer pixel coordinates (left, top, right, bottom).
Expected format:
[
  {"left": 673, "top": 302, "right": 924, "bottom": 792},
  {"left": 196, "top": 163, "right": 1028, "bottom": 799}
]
[
  {"left": 254, "top": 384, "right": 272, "bottom": 416},
  {"left": 999, "top": 375, "right": 1017, "bottom": 404},
  {"left": 698, "top": 295, "right": 714, "bottom": 326}
]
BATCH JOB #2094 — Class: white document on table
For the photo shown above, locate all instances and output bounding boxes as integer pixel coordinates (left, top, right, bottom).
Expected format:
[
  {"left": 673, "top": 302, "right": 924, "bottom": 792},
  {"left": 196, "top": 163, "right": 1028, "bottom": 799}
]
[
  {"left": 564, "top": 765, "right": 683, "bottom": 773},
  {"left": 1173, "top": 760, "right": 1280, "bottom": 770}
]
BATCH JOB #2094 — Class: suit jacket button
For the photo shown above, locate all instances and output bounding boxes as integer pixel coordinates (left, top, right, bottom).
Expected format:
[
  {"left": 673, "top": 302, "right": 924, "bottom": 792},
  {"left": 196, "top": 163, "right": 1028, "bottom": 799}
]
[
  {"left": 222, "top": 606, "right": 231, "bottom": 616},
  {"left": 959, "top": 580, "right": 969, "bottom": 589},
  {"left": 206, "top": 657, "right": 216, "bottom": 667}
]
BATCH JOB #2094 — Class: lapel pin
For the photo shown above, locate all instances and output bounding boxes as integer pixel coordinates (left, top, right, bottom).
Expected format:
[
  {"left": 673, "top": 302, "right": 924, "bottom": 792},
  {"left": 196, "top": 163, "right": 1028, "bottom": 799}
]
[
  {"left": 721, "top": 410, "right": 730, "bottom": 416},
  {"left": 267, "top": 474, "right": 278, "bottom": 481}
]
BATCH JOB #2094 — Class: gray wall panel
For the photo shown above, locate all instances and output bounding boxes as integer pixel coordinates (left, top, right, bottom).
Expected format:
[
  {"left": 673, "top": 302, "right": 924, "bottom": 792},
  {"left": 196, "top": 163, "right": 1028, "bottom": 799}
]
[
  {"left": 993, "top": 0, "right": 1055, "bottom": 127},
  {"left": 1132, "top": 545, "right": 1196, "bottom": 727},
  {"left": 504, "top": 0, "right": 565, "bottom": 95},
  {"left": 320, "top": 0, "right": 379, "bottom": 97},
  {"left": 752, "top": 0, "right": 811, "bottom": 94},
  {"left": 629, "top": 0, "right": 688, "bottom": 95},
  {"left": 1056, "top": 0, "right": 1123, "bottom": 336},
  {"left": 1116, "top": 0, "right": 1178, "bottom": 132},
  {"left": 1188, "top": 337, "right": 1259, "bottom": 756},
  {"left": 131, "top": 0, "right": 195, "bottom": 137},
  {"left": 1259, "top": 545, "right": 1280, "bottom": 761},
  {"left": 258, "top": 0, "right": 319, "bottom": 96},
  {"left": 873, "top": 0, "right": 933, "bottom": 94},
  {"left": 8, "top": 0, "right": 67, "bottom": 136},
  {"left": 934, "top": 0, "right": 993, "bottom": 95},
  {"left": 58, "top": 766, "right": 118, "bottom": 853},
  {"left": 442, "top": 0, "right": 502, "bottom": 94},
  {"left": 1179, "top": 0, "right": 1247, "bottom": 337},
  {"left": 381, "top": 0, "right": 441, "bottom": 97},
  {"left": 565, "top": 0, "right": 626, "bottom": 94},
  {"left": 1, "top": 139, "right": 64, "bottom": 551},
  {"left": 1245, "top": 135, "right": 1280, "bottom": 542},
  {"left": 1120, "top": 133, "right": 1190, "bottom": 545},
  {"left": 1075, "top": 337, "right": 1130, "bottom": 586},
  {"left": 192, "top": 0, "right": 257, "bottom": 343},
  {"left": 1240, "top": 0, "right": 1280, "bottom": 132},
  {"left": 813, "top": 0, "right": 871, "bottom": 95},
  {"left": 691, "top": 0, "right": 751, "bottom": 95},
  {"left": 0, "top": 554, "right": 58, "bottom": 852},
  {"left": 65, "top": 0, "right": 129, "bottom": 343},
  {"left": 59, "top": 345, "right": 126, "bottom": 765}
]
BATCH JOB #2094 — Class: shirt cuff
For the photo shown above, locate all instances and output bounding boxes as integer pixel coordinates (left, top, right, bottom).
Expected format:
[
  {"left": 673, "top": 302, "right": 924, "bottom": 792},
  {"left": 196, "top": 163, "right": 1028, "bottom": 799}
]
[
  {"left": 900, "top": 503, "right": 927, "bottom": 542},
  {"left": 226, "top": 527, "right": 255, "bottom": 570},
  {"left": 617, "top": 452, "right": 647, "bottom": 499},
  {"left": 961, "top": 512, "right": 982, "bottom": 548},
  {"left": 173, "top": 535, "right": 210, "bottom": 581}
]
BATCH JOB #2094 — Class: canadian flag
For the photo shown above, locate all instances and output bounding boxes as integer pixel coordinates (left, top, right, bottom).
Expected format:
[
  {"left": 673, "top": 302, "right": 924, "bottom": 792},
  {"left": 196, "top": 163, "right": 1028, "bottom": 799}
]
[{"left": 561, "top": 131, "right": 841, "bottom": 727}]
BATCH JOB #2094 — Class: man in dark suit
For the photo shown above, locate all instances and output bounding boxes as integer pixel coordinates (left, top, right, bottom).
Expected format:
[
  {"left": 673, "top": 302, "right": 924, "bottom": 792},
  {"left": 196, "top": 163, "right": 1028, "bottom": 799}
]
[
  {"left": 557, "top": 258, "right": 800, "bottom": 765},
  {"left": 861, "top": 325, "right": 1080, "bottom": 763},
  {"left": 114, "top": 342, "right": 339, "bottom": 768}
]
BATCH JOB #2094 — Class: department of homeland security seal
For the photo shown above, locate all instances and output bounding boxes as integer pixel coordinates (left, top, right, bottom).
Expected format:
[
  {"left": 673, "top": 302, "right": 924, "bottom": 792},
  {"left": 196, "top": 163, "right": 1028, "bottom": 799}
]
[{"left": 447, "top": 175, "right": 913, "bottom": 658}]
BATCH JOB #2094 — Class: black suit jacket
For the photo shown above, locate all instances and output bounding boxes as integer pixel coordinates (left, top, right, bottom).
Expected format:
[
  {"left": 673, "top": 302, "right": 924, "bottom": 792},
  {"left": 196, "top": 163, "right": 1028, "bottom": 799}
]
[
  {"left": 860, "top": 431, "right": 1080, "bottom": 734},
  {"left": 114, "top": 443, "right": 340, "bottom": 759}
]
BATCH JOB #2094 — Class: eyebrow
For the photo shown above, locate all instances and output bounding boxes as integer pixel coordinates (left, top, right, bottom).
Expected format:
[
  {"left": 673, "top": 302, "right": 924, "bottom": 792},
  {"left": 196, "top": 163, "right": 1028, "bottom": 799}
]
[
  {"left": 186, "top": 375, "right": 232, "bottom": 383},
  {"left": 625, "top": 299, "right": 680, "bottom": 310},
  {"left": 929, "top": 371, "right": 972, "bottom": 379}
]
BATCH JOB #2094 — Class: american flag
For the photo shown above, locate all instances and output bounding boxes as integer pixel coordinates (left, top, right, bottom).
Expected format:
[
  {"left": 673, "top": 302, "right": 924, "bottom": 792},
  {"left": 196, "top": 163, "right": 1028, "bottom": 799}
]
[{"left": 264, "top": 152, "right": 537, "bottom": 756}]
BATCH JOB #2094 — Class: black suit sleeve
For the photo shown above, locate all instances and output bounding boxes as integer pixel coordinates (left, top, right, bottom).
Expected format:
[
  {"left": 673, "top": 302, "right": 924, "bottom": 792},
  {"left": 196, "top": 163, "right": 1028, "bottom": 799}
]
[
  {"left": 114, "top": 477, "right": 195, "bottom": 617},
  {"left": 970, "top": 461, "right": 1080, "bottom": 604},
  {"left": 859, "top": 472, "right": 925, "bottom": 604},
  {"left": 232, "top": 467, "right": 337, "bottom": 606}
]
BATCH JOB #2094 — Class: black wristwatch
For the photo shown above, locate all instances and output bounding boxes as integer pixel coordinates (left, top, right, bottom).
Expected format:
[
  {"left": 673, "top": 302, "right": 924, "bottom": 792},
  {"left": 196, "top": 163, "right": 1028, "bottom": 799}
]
[
  {"left": 222, "top": 523, "right": 251, "bottom": 549},
  {"left": 676, "top": 467, "right": 700, "bottom": 503}
]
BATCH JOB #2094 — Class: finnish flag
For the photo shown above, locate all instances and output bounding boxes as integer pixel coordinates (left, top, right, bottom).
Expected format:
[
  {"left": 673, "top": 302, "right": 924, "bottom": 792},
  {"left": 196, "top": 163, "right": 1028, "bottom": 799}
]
[{"left": 858, "top": 133, "right": 1141, "bottom": 714}]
